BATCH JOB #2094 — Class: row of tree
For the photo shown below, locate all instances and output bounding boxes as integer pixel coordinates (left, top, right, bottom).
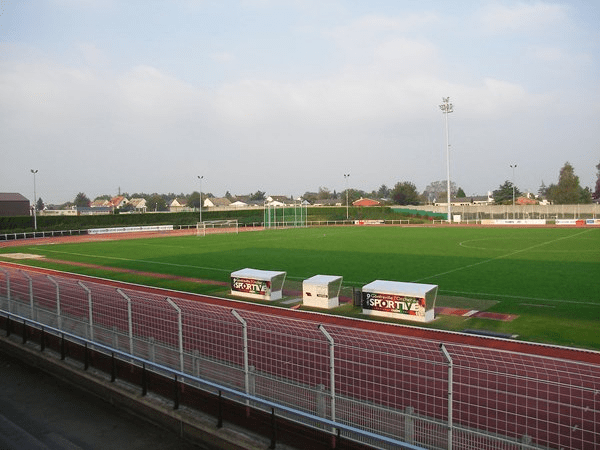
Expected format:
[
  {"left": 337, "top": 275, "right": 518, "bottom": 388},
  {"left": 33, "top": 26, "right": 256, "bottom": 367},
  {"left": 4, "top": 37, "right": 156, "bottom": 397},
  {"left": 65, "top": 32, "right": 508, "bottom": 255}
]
[{"left": 38, "top": 161, "right": 599, "bottom": 211}]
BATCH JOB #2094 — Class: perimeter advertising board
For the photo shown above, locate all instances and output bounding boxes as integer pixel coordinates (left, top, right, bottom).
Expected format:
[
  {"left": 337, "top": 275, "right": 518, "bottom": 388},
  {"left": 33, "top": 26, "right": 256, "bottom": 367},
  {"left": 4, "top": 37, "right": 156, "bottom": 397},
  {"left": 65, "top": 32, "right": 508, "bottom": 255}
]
[{"left": 361, "top": 280, "right": 438, "bottom": 323}]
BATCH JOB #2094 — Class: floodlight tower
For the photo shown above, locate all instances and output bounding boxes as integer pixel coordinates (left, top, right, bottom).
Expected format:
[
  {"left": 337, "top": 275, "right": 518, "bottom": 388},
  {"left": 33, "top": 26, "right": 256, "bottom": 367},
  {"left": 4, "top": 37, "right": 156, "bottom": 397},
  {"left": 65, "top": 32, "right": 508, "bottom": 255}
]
[
  {"left": 198, "top": 175, "right": 204, "bottom": 223},
  {"left": 31, "top": 169, "right": 38, "bottom": 230},
  {"left": 344, "top": 173, "right": 350, "bottom": 220},
  {"left": 510, "top": 164, "right": 517, "bottom": 219},
  {"left": 439, "top": 97, "right": 454, "bottom": 223}
]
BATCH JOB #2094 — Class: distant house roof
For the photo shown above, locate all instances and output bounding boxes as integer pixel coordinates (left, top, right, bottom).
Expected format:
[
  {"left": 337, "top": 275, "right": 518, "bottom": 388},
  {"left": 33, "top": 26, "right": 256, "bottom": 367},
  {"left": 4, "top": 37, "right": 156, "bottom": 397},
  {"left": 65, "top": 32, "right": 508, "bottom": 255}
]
[
  {"left": 313, "top": 198, "right": 340, "bottom": 206},
  {"left": 204, "top": 197, "right": 231, "bottom": 207},
  {"left": 0, "top": 193, "right": 29, "bottom": 202},
  {"left": 91, "top": 199, "right": 110, "bottom": 207},
  {"left": 266, "top": 195, "right": 290, "bottom": 204},
  {"left": 129, "top": 198, "right": 146, "bottom": 208},
  {"left": 0, "top": 193, "right": 31, "bottom": 217},
  {"left": 516, "top": 196, "right": 537, "bottom": 205},
  {"left": 109, "top": 196, "right": 129, "bottom": 208},
  {"left": 352, "top": 198, "right": 380, "bottom": 207}
]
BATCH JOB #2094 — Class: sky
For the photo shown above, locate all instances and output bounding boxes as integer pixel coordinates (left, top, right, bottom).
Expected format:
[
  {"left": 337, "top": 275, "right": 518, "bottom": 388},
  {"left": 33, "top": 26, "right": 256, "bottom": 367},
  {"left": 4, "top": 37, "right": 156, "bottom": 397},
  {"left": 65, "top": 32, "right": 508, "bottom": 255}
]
[{"left": 1, "top": 0, "right": 599, "bottom": 205}]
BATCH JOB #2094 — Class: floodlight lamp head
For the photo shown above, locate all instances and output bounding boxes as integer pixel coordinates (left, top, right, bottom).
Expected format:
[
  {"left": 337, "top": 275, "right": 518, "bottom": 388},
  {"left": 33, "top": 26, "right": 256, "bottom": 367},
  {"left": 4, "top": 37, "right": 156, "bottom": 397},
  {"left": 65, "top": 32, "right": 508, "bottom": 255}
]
[{"left": 31, "top": 169, "right": 38, "bottom": 174}]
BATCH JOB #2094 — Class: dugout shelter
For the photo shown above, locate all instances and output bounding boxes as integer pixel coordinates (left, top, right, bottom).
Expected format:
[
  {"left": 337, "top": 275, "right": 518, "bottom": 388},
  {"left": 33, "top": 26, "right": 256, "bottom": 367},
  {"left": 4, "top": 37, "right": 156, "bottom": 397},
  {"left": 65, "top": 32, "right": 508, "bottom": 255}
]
[
  {"left": 231, "top": 268, "right": 286, "bottom": 301},
  {"left": 361, "top": 280, "right": 438, "bottom": 323},
  {"left": 302, "top": 275, "right": 343, "bottom": 309}
]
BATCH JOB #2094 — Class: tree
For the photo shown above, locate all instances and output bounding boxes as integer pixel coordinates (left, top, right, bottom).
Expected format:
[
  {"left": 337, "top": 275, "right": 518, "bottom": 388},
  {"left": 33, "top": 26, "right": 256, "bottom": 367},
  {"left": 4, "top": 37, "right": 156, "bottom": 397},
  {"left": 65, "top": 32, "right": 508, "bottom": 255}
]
[
  {"left": 538, "top": 181, "right": 548, "bottom": 199},
  {"left": 546, "top": 162, "right": 591, "bottom": 204},
  {"left": 74, "top": 192, "right": 91, "bottom": 207},
  {"left": 493, "top": 181, "right": 521, "bottom": 204},
  {"left": 594, "top": 160, "right": 600, "bottom": 200},
  {"left": 249, "top": 190, "right": 266, "bottom": 201},
  {"left": 147, "top": 194, "right": 167, "bottom": 211},
  {"left": 391, "top": 182, "right": 420, "bottom": 205},
  {"left": 377, "top": 184, "right": 390, "bottom": 199},
  {"left": 187, "top": 191, "right": 201, "bottom": 209},
  {"left": 456, "top": 187, "right": 466, "bottom": 198},
  {"left": 36, "top": 198, "right": 44, "bottom": 211},
  {"left": 317, "top": 187, "right": 331, "bottom": 200},
  {"left": 423, "top": 180, "right": 457, "bottom": 202}
]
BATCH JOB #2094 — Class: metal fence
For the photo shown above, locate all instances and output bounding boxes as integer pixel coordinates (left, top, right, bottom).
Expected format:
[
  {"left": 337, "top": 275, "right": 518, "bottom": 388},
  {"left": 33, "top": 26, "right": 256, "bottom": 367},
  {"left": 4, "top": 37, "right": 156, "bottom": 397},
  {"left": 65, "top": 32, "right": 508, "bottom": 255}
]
[{"left": 0, "top": 265, "right": 598, "bottom": 450}]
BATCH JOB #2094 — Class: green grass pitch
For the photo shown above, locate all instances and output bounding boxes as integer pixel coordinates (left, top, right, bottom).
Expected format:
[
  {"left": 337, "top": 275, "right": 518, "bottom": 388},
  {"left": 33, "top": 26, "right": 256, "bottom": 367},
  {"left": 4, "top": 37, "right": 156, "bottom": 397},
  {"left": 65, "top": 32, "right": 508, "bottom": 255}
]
[{"left": 2, "top": 226, "right": 599, "bottom": 350}]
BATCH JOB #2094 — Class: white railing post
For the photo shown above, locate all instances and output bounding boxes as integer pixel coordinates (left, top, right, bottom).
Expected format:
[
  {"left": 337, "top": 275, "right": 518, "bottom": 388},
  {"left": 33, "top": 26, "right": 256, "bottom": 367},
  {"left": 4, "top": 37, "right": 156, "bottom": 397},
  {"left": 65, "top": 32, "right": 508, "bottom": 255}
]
[
  {"left": 166, "top": 298, "right": 184, "bottom": 372},
  {"left": 19, "top": 271, "right": 34, "bottom": 320},
  {"left": 117, "top": 289, "right": 133, "bottom": 355},
  {"left": 0, "top": 268, "right": 11, "bottom": 313},
  {"left": 47, "top": 275, "right": 61, "bottom": 330},
  {"left": 231, "top": 309, "right": 250, "bottom": 401},
  {"left": 78, "top": 281, "right": 93, "bottom": 341},
  {"left": 440, "top": 343, "right": 453, "bottom": 450},
  {"left": 318, "top": 324, "right": 336, "bottom": 430}
]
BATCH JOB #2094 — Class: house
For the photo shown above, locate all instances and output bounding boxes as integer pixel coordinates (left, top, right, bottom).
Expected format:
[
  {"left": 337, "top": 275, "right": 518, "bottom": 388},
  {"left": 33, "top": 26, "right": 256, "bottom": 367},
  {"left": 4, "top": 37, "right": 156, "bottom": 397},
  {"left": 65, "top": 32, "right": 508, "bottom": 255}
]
[
  {"left": 0, "top": 193, "right": 30, "bottom": 216},
  {"left": 352, "top": 198, "right": 381, "bottom": 207},
  {"left": 91, "top": 199, "right": 111, "bottom": 208},
  {"left": 129, "top": 198, "right": 147, "bottom": 213},
  {"left": 516, "top": 196, "right": 537, "bottom": 206},
  {"left": 230, "top": 200, "right": 249, "bottom": 208},
  {"left": 109, "top": 196, "right": 129, "bottom": 209},
  {"left": 435, "top": 192, "right": 494, "bottom": 207},
  {"left": 204, "top": 197, "right": 231, "bottom": 208},
  {"left": 312, "top": 199, "right": 340, "bottom": 206},
  {"left": 266, "top": 195, "right": 291, "bottom": 206},
  {"left": 169, "top": 198, "right": 187, "bottom": 212}
]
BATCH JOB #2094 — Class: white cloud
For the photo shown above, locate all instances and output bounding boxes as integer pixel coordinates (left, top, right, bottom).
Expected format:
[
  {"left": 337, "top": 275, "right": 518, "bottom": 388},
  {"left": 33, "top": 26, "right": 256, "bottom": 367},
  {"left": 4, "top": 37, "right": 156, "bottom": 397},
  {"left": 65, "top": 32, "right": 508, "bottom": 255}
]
[
  {"left": 210, "top": 52, "right": 235, "bottom": 63},
  {"left": 477, "top": 2, "right": 568, "bottom": 34}
]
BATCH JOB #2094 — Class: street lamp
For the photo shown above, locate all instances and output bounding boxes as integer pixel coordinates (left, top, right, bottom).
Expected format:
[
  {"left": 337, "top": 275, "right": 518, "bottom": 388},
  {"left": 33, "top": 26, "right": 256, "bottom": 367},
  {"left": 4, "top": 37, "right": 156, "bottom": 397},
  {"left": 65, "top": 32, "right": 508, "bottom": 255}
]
[
  {"left": 510, "top": 164, "right": 517, "bottom": 219},
  {"left": 31, "top": 169, "right": 38, "bottom": 230},
  {"left": 344, "top": 173, "right": 350, "bottom": 220},
  {"left": 439, "top": 97, "right": 454, "bottom": 223},
  {"left": 197, "top": 175, "right": 204, "bottom": 223}
]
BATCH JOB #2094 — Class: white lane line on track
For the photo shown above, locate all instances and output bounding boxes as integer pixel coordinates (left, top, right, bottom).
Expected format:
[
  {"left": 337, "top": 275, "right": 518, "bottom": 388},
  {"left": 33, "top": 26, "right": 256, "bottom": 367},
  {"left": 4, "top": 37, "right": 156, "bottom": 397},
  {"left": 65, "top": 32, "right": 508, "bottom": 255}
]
[{"left": 412, "top": 228, "right": 595, "bottom": 283}]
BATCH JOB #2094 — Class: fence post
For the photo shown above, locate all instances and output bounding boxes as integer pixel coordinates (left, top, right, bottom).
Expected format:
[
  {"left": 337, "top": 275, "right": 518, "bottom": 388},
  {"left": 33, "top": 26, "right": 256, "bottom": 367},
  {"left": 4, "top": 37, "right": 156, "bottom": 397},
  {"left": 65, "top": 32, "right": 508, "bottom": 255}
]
[
  {"left": 316, "top": 384, "right": 326, "bottom": 418},
  {"left": 193, "top": 349, "right": 200, "bottom": 377},
  {"left": 231, "top": 309, "right": 250, "bottom": 409},
  {"left": 440, "top": 344, "right": 453, "bottom": 450},
  {"left": 404, "top": 406, "right": 415, "bottom": 444},
  {"left": 318, "top": 324, "right": 336, "bottom": 436},
  {"left": 20, "top": 271, "right": 34, "bottom": 320},
  {"left": 47, "top": 276, "right": 61, "bottom": 330},
  {"left": 116, "top": 289, "right": 133, "bottom": 356},
  {"left": 78, "top": 281, "right": 93, "bottom": 342},
  {"left": 0, "top": 268, "right": 10, "bottom": 313},
  {"left": 166, "top": 298, "right": 184, "bottom": 373}
]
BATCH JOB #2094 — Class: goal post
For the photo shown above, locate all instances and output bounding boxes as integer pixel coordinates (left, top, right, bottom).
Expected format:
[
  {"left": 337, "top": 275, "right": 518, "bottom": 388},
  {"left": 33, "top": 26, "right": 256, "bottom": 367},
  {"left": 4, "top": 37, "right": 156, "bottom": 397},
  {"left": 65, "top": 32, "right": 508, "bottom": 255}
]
[
  {"left": 196, "top": 219, "right": 239, "bottom": 236},
  {"left": 264, "top": 200, "right": 307, "bottom": 229}
]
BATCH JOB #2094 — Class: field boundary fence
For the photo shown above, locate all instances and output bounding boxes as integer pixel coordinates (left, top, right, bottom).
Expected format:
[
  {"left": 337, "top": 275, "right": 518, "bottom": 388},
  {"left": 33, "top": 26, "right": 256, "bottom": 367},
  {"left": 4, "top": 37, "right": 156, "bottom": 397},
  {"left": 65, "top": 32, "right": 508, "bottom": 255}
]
[{"left": 0, "top": 265, "right": 598, "bottom": 450}]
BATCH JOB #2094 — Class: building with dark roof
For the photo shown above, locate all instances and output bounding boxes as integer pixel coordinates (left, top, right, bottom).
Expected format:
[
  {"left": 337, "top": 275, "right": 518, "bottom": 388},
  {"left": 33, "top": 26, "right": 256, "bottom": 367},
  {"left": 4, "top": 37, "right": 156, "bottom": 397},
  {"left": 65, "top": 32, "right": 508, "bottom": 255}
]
[{"left": 0, "top": 193, "right": 30, "bottom": 217}]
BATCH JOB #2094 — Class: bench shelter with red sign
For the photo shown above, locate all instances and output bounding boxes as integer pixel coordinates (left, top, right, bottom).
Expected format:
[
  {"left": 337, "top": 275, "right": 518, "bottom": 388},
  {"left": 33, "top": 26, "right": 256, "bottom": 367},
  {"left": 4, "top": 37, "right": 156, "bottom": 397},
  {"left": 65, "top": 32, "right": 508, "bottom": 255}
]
[
  {"left": 361, "top": 280, "right": 438, "bottom": 322},
  {"left": 230, "top": 268, "right": 287, "bottom": 300}
]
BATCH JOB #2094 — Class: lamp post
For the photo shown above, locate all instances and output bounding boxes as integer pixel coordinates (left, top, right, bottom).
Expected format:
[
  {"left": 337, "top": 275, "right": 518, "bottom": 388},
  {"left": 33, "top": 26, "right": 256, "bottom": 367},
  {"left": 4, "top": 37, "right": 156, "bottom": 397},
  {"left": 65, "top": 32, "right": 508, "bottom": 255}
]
[
  {"left": 344, "top": 173, "right": 350, "bottom": 220},
  {"left": 510, "top": 164, "right": 517, "bottom": 219},
  {"left": 31, "top": 169, "right": 38, "bottom": 230},
  {"left": 439, "top": 97, "right": 454, "bottom": 223},
  {"left": 197, "top": 175, "right": 204, "bottom": 223}
]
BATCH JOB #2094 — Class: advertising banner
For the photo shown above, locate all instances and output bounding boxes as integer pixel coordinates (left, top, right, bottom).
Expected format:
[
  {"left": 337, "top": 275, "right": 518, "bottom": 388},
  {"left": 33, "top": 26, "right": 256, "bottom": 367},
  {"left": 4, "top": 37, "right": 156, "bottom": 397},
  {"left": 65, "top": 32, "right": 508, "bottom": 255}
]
[
  {"left": 362, "top": 291, "right": 426, "bottom": 317},
  {"left": 231, "top": 277, "right": 269, "bottom": 296}
]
